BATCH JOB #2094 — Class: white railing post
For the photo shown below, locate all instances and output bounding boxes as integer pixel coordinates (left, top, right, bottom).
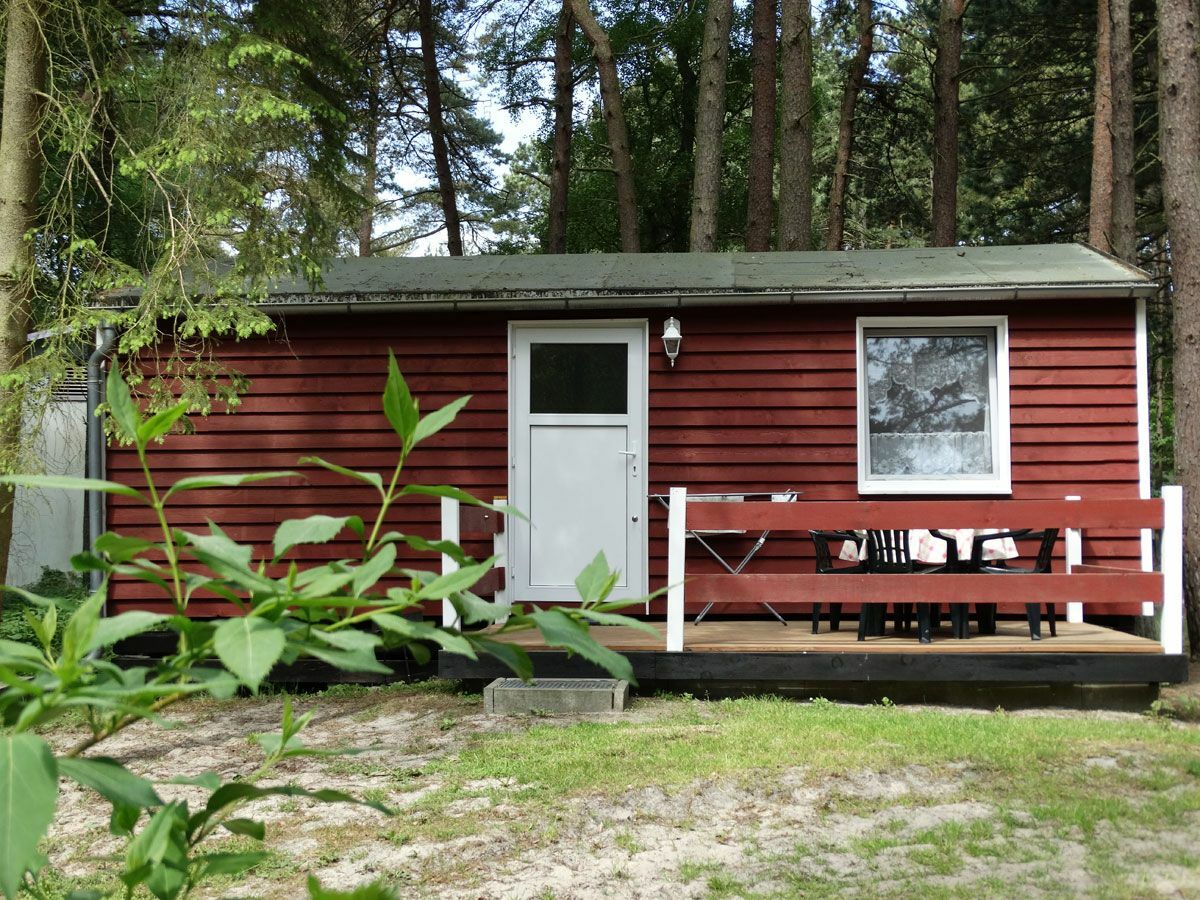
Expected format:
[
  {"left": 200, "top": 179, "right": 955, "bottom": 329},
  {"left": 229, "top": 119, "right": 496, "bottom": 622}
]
[
  {"left": 493, "top": 501, "right": 508, "bottom": 614},
  {"left": 440, "top": 496, "right": 461, "bottom": 630},
  {"left": 666, "top": 486, "right": 687, "bottom": 652},
  {"left": 1065, "top": 495, "right": 1084, "bottom": 623},
  {"left": 1137, "top": 297, "right": 1155, "bottom": 616},
  {"left": 1161, "top": 485, "right": 1184, "bottom": 655}
]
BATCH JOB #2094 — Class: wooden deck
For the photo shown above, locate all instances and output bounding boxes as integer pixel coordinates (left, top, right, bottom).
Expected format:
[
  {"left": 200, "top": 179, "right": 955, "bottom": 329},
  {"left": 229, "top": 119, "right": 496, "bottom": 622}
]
[
  {"left": 489, "top": 620, "right": 1163, "bottom": 655},
  {"left": 439, "top": 618, "right": 1186, "bottom": 685}
]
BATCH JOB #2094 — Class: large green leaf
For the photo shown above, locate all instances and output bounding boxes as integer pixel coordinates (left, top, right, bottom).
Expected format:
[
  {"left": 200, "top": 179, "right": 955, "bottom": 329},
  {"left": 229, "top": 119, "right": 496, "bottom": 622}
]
[
  {"left": 371, "top": 613, "right": 475, "bottom": 658},
  {"left": 184, "top": 527, "right": 252, "bottom": 571},
  {"left": 302, "top": 643, "right": 392, "bottom": 675},
  {"left": 466, "top": 635, "right": 533, "bottom": 681},
  {"left": 574, "top": 608, "right": 659, "bottom": 635},
  {"left": 398, "top": 484, "right": 526, "bottom": 520},
  {"left": 57, "top": 757, "right": 163, "bottom": 809},
  {"left": 378, "top": 532, "right": 468, "bottom": 565},
  {"left": 351, "top": 544, "right": 396, "bottom": 597},
  {"left": 106, "top": 363, "right": 140, "bottom": 443},
  {"left": 198, "top": 851, "right": 267, "bottom": 878},
  {"left": 0, "top": 734, "right": 58, "bottom": 899},
  {"left": 163, "top": 472, "right": 296, "bottom": 502},
  {"left": 123, "top": 802, "right": 187, "bottom": 896},
  {"left": 0, "top": 638, "right": 46, "bottom": 665},
  {"left": 298, "top": 456, "right": 383, "bottom": 492},
  {"left": 136, "top": 402, "right": 188, "bottom": 446},
  {"left": 183, "top": 666, "right": 240, "bottom": 701},
  {"left": 307, "top": 875, "right": 398, "bottom": 899},
  {"left": 200, "top": 782, "right": 391, "bottom": 821},
  {"left": 87, "top": 612, "right": 170, "bottom": 654},
  {"left": 273, "top": 515, "right": 361, "bottom": 558},
  {"left": 59, "top": 590, "right": 105, "bottom": 665},
  {"left": 213, "top": 618, "right": 285, "bottom": 691},
  {"left": 413, "top": 395, "right": 471, "bottom": 445},
  {"left": 184, "top": 526, "right": 275, "bottom": 593},
  {"left": 0, "top": 474, "right": 143, "bottom": 500},
  {"left": 414, "top": 557, "right": 497, "bottom": 601},
  {"left": 574, "top": 551, "right": 618, "bottom": 604},
  {"left": 313, "top": 630, "right": 381, "bottom": 652},
  {"left": 528, "top": 609, "right": 634, "bottom": 683},
  {"left": 450, "top": 591, "right": 510, "bottom": 625},
  {"left": 294, "top": 568, "right": 356, "bottom": 599},
  {"left": 94, "top": 532, "right": 156, "bottom": 563},
  {"left": 382, "top": 350, "right": 419, "bottom": 446},
  {"left": 221, "top": 818, "right": 266, "bottom": 840}
]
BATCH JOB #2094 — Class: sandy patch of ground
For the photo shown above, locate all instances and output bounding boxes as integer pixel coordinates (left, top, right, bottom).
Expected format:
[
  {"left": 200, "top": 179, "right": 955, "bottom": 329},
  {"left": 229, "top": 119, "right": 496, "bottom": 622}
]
[{"left": 41, "top": 685, "right": 1200, "bottom": 899}]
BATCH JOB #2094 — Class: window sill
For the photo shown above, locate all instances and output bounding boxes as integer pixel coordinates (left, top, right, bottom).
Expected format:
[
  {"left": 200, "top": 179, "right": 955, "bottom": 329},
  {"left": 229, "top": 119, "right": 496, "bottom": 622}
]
[{"left": 857, "top": 478, "right": 1013, "bottom": 496}]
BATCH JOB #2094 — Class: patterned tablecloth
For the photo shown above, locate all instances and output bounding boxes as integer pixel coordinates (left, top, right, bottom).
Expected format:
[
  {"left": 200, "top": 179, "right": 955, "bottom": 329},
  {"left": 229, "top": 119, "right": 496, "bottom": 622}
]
[{"left": 838, "top": 528, "right": 1019, "bottom": 564}]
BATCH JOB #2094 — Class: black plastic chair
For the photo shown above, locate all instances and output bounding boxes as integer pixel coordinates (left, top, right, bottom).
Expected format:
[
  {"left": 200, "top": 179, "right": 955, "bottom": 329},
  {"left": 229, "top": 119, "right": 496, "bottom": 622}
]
[
  {"left": 970, "top": 529, "right": 1060, "bottom": 640},
  {"left": 927, "top": 530, "right": 973, "bottom": 639},
  {"left": 862, "top": 530, "right": 934, "bottom": 644},
  {"left": 808, "top": 530, "right": 864, "bottom": 633}
]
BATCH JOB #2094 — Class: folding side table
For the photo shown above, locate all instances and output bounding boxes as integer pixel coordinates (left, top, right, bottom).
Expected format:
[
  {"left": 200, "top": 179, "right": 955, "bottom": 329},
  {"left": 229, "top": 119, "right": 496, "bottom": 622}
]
[{"left": 650, "top": 490, "right": 799, "bottom": 625}]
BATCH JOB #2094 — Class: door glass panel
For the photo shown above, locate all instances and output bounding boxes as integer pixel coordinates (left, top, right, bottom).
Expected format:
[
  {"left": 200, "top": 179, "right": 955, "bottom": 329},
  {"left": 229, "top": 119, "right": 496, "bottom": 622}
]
[{"left": 530, "top": 342, "right": 628, "bottom": 414}]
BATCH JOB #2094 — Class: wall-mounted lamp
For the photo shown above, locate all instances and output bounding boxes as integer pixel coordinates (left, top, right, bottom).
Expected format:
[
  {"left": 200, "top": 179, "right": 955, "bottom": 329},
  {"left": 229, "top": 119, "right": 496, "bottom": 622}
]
[{"left": 662, "top": 317, "right": 682, "bottom": 367}]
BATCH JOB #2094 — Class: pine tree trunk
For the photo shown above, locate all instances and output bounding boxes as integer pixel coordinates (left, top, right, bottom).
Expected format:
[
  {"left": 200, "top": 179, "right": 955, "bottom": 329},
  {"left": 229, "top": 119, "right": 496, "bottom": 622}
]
[
  {"left": 1109, "top": 0, "right": 1137, "bottom": 262},
  {"left": 571, "top": 0, "right": 640, "bottom": 252},
  {"left": 778, "top": 0, "right": 813, "bottom": 251},
  {"left": 824, "top": 0, "right": 873, "bottom": 251},
  {"left": 689, "top": 0, "right": 733, "bottom": 252},
  {"left": 745, "top": 0, "right": 777, "bottom": 251},
  {"left": 0, "top": 0, "right": 46, "bottom": 591},
  {"left": 931, "top": 0, "right": 964, "bottom": 247},
  {"left": 548, "top": 0, "right": 574, "bottom": 254},
  {"left": 674, "top": 38, "right": 699, "bottom": 250},
  {"left": 418, "top": 0, "right": 464, "bottom": 256},
  {"left": 1161, "top": 0, "right": 1200, "bottom": 657},
  {"left": 1089, "top": 0, "right": 1115, "bottom": 251},
  {"left": 358, "top": 89, "right": 379, "bottom": 257}
]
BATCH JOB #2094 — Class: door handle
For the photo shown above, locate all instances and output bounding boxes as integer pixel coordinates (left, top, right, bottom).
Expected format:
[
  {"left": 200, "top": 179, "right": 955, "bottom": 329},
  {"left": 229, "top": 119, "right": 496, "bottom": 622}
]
[{"left": 617, "top": 450, "right": 637, "bottom": 457}]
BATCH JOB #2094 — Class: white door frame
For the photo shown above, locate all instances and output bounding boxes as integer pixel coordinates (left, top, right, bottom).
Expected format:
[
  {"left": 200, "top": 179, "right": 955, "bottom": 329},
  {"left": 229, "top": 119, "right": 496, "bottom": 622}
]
[{"left": 507, "top": 319, "right": 650, "bottom": 603}]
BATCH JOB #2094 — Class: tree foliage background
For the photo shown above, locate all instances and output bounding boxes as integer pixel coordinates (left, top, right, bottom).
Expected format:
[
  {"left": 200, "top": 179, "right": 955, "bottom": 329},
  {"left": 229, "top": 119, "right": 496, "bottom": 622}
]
[{"left": 0, "top": 0, "right": 1190, "bottom": 617}]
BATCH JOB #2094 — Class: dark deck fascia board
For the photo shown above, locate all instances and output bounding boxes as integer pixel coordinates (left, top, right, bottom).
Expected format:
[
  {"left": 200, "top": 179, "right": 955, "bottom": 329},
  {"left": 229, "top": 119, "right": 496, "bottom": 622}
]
[{"left": 438, "top": 650, "right": 1188, "bottom": 685}]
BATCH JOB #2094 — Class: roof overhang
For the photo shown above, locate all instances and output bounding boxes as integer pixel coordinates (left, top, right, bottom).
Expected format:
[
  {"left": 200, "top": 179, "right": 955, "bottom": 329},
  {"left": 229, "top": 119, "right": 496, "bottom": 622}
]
[
  {"left": 210, "top": 282, "right": 1156, "bottom": 317},
  {"left": 92, "top": 244, "right": 1159, "bottom": 315}
]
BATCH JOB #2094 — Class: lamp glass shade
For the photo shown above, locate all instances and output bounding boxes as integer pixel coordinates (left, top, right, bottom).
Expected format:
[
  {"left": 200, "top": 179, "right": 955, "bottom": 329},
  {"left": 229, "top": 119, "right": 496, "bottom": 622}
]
[{"left": 662, "top": 317, "right": 682, "bottom": 364}]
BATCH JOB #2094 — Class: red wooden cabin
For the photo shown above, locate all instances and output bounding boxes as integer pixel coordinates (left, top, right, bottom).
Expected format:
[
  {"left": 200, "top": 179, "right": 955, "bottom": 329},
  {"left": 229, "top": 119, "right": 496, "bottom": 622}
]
[{"left": 101, "top": 244, "right": 1185, "bottom": 692}]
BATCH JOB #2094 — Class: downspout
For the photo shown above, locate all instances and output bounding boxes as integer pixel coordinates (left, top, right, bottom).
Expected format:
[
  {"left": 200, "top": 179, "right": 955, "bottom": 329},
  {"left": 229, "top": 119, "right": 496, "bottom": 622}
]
[{"left": 85, "top": 324, "right": 116, "bottom": 605}]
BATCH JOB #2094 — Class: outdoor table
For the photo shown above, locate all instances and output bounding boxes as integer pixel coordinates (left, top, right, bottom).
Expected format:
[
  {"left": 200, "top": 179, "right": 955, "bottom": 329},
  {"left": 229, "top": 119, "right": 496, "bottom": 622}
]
[
  {"left": 838, "top": 528, "right": 1019, "bottom": 565},
  {"left": 839, "top": 529, "right": 1020, "bottom": 638}
]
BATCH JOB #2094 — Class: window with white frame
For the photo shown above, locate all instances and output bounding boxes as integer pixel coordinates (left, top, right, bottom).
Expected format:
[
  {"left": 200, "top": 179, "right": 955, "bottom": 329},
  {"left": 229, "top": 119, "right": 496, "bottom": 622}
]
[{"left": 856, "top": 316, "right": 1011, "bottom": 494}]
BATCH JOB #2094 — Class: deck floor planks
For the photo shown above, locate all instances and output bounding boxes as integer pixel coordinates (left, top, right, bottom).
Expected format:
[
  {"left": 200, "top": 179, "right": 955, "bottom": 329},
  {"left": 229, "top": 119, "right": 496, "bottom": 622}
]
[{"left": 490, "top": 620, "right": 1162, "bottom": 654}]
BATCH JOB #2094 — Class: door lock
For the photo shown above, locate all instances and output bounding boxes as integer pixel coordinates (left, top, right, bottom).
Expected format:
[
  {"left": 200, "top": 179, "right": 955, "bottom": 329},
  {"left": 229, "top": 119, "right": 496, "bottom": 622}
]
[{"left": 632, "top": 515, "right": 639, "bottom": 522}]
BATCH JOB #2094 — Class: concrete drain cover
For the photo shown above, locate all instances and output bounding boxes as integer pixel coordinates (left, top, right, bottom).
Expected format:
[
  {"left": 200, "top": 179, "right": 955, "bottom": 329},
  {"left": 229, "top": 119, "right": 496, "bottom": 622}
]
[{"left": 484, "top": 678, "right": 629, "bottom": 715}]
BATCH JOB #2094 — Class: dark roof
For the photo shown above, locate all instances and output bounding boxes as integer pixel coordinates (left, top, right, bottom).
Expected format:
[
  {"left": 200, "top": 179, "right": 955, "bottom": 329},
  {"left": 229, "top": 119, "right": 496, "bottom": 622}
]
[{"left": 100, "top": 244, "right": 1156, "bottom": 313}]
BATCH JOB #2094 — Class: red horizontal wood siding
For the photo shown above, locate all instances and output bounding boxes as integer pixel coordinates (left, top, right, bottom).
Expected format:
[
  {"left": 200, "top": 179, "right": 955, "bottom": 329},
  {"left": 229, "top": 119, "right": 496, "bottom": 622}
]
[{"left": 106, "top": 299, "right": 1143, "bottom": 617}]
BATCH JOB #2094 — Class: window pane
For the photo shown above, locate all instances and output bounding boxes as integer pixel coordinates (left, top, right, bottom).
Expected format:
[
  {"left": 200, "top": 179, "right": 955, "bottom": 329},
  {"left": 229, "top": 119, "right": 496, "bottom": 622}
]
[
  {"left": 530, "top": 342, "right": 628, "bottom": 414},
  {"left": 865, "top": 331, "right": 994, "bottom": 477}
]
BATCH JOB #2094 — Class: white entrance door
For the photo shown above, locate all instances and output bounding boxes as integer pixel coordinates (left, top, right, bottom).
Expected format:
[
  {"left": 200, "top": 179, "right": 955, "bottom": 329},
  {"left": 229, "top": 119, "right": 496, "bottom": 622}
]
[{"left": 510, "top": 324, "right": 647, "bottom": 604}]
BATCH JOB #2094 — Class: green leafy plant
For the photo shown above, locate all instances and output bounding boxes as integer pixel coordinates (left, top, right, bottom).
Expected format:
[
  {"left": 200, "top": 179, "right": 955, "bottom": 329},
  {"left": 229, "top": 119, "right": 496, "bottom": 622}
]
[
  {"left": 0, "top": 354, "right": 654, "bottom": 898},
  {"left": 0, "top": 569, "right": 86, "bottom": 649}
]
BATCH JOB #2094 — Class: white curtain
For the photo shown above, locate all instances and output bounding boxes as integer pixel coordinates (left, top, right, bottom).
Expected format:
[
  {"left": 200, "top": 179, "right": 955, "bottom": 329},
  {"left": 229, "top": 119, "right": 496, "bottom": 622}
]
[{"left": 869, "top": 431, "right": 992, "bottom": 476}]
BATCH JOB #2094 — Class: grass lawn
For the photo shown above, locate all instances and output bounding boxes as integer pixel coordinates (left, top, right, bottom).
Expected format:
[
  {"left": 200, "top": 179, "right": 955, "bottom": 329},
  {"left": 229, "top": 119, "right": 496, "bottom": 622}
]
[{"left": 39, "top": 680, "right": 1200, "bottom": 898}]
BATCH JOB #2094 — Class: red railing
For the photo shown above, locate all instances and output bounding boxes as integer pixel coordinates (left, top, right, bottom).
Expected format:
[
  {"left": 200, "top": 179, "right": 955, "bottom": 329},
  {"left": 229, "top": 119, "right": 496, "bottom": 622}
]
[{"left": 664, "top": 488, "right": 1183, "bottom": 655}]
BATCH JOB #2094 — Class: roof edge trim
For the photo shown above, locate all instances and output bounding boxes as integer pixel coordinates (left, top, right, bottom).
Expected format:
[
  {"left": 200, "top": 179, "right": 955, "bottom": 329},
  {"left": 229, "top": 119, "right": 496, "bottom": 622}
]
[{"left": 90, "top": 281, "right": 1153, "bottom": 315}]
